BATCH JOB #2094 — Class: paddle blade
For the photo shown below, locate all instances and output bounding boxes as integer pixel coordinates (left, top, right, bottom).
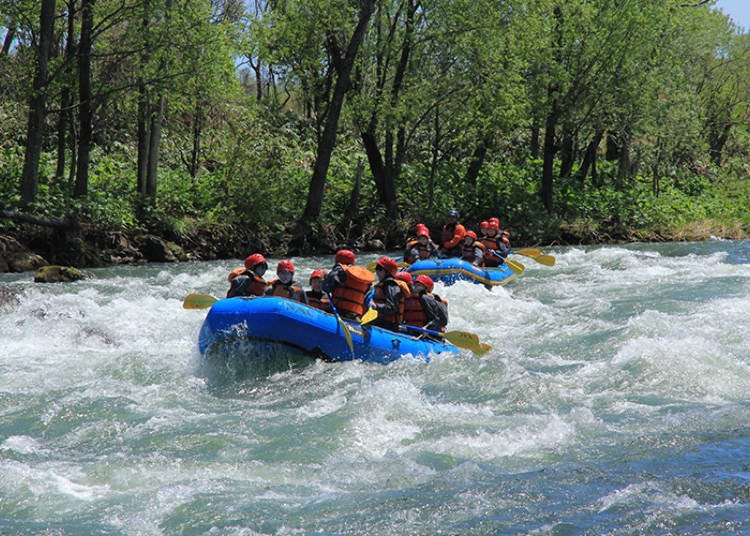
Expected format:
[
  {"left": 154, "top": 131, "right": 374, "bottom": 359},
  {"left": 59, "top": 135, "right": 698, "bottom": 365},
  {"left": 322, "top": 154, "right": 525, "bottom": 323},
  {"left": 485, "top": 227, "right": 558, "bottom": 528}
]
[
  {"left": 514, "top": 248, "right": 556, "bottom": 266},
  {"left": 183, "top": 293, "right": 218, "bottom": 309},
  {"left": 361, "top": 307, "right": 378, "bottom": 325},
  {"left": 506, "top": 258, "right": 525, "bottom": 274},
  {"left": 534, "top": 254, "right": 556, "bottom": 266},
  {"left": 444, "top": 330, "right": 492, "bottom": 355},
  {"left": 336, "top": 315, "right": 354, "bottom": 353},
  {"left": 515, "top": 248, "right": 542, "bottom": 257}
]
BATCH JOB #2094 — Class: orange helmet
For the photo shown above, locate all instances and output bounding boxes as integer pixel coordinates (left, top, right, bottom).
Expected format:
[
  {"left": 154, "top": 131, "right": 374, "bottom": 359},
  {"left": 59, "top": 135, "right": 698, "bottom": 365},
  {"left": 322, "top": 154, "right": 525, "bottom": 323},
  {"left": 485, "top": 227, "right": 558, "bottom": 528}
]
[
  {"left": 394, "top": 271, "right": 413, "bottom": 285},
  {"left": 309, "top": 269, "right": 326, "bottom": 282},
  {"left": 244, "top": 253, "right": 266, "bottom": 270},
  {"left": 376, "top": 256, "right": 399, "bottom": 276},
  {"left": 465, "top": 230, "right": 477, "bottom": 240},
  {"left": 277, "top": 259, "right": 294, "bottom": 273},
  {"left": 415, "top": 274, "right": 434, "bottom": 293},
  {"left": 335, "top": 249, "right": 355, "bottom": 265}
]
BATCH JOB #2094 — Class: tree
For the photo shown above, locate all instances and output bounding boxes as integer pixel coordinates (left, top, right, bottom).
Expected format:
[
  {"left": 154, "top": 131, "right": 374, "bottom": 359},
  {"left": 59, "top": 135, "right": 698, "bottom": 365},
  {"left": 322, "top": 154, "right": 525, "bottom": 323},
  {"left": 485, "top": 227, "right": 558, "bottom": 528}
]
[{"left": 19, "top": 0, "right": 56, "bottom": 207}]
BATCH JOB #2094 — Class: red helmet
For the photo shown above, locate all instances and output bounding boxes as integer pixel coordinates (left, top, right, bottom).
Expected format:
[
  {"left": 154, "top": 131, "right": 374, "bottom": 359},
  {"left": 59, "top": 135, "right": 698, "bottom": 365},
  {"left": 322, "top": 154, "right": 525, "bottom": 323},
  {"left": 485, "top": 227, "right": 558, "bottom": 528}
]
[
  {"left": 335, "top": 249, "right": 355, "bottom": 265},
  {"left": 489, "top": 217, "right": 500, "bottom": 226},
  {"left": 394, "top": 271, "right": 413, "bottom": 285},
  {"left": 309, "top": 269, "right": 326, "bottom": 282},
  {"left": 376, "top": 256, "right": 399, "bottom": 276},
  {"left": 465, "top": 230, "right": 477, "bottom": 240},
  {"left": 244, "top": 253, "right": 266, "bottom": 270},
  {"left": 488, "top": 220, "right": 500, "bottom": 231},
  {"left": 416, "top": 225, "right": 430, "bottom": 237},
  {"left": 415, "top": 274, "right": 434, "bottom": 293},
  {"left": 277, "top": 259, "right": 294, "bottom": 273},
  {"left": 480, "top": 221, "right": 489, "bottom": 229}
]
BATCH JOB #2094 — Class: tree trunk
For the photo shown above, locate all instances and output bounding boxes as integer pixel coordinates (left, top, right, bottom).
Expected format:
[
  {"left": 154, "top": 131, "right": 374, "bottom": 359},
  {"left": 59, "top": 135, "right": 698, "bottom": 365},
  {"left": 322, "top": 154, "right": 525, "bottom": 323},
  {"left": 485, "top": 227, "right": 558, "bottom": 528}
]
[
  {"left": 530, "top": 120, "right": 540, "bottom": 159},
  {"left": 576, "top": 129, "right": 604, "bottom": 187},
  {"left": 56, "top": 2, "right": 77, "bottom": 185},
  {"left": 2, "top": 26, "right": 16, "bottom": 56},
  {"left": 299, "top": 0, "right": 376, "bottom": 224},
  {"left": 427, "top": 107, "right": 441, "bottom": 212},
  {"left": 137, "top": 84, "right": 149, "bottom": 197},
  {"left": 20, "top": 0, "right": 56, "bottom": 207},
  {"left": 541, "top": 110, "right": 557, "bottom": 215},
  {"left": 465, "top": 137, "right": 490, "bottom": 188},
  {"left": 559, "top": 128, "right": 575, "bottom": 179},
  {"left": 74, "top": 0, "right": 94, "bottom": 199},
  {"left": 146, "top": 95, "right": 165, "bottom": 199}
]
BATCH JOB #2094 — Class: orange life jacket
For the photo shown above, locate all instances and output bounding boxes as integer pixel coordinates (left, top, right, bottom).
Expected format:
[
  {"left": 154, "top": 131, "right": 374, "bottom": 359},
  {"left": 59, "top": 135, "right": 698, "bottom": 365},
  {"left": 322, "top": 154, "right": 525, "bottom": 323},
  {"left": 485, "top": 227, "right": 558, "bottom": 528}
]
[
  {"left": 332, "top": 265, "right": 374, "bottom": 317},
  {"left": 402, "top": 292, "right": 448, "bottom": 330},
  {"left": 371, "top": 278, "right": 410, "bottom": 325},
  {"left": 226, "top": 270, "right": 267, "bottom": 297},
  {"left": 481, "top": 233, "right": 510, "bottom": 266},
  {"left": 267, "top": 279, "right": 304, "bottom": 300},
  {"left": 305, "top": 290, "right": 330, "bottom": 311},
  {"left": 462, "top": 240, "right": 486, "bottom": 263},
  {"left": 403, "top": 295, "right": 427, "bottom": 327}
]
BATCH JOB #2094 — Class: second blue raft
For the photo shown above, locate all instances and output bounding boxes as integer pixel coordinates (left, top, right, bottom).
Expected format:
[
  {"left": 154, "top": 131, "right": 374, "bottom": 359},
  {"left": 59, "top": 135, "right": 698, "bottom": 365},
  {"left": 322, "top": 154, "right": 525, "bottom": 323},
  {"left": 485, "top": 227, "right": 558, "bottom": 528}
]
[{"left": 406, "top": 257, "right": 516, "bottom": 287}]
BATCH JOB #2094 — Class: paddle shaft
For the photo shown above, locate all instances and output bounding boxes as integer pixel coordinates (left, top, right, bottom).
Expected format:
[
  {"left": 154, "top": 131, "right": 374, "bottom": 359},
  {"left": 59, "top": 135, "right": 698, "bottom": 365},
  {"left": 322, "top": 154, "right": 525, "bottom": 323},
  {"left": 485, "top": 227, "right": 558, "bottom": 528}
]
[{"left": 326, "top": 291, "right": 355, "bottom": 355}]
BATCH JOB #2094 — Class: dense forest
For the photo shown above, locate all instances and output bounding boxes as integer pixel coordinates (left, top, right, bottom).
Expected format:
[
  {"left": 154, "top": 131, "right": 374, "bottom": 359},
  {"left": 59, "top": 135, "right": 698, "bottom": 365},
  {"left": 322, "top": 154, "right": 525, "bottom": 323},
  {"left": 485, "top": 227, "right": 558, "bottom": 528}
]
[{"left": 0, "top": 0, "right": 748, "bottom": 265}]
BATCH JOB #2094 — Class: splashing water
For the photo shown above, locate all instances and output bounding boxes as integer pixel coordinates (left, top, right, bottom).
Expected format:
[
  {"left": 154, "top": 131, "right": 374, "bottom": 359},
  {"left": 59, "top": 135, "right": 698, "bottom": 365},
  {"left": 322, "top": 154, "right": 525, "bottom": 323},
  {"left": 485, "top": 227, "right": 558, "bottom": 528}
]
[{"left": 1, "top": 241, "right": 749, "bottom": 534}]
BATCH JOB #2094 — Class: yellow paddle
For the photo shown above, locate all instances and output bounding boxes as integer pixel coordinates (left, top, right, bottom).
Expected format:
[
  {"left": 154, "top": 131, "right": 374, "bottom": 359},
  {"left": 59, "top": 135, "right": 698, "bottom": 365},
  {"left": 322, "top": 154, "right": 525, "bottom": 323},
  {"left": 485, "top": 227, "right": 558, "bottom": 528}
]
[
  {"left": 401, "top": 324, "right": 492, "bottom": 355},
  {"left": 366, "top": 260, "right": 411, "bottom": 272},
  {"left": 364, "top": 307, "right": 490, "bottom": 354},
  {"left": 513, "top": 248, "right": 556, "bottom": 266},
  {"left": 361, "top": 307, "right": 378, "bottom": 325},
  {"left": 183, "top": 293, "right": 219, "bottom": 309},
  {"left": 326, "top": 292, "right": 354, "bottom": 355},
  {"left": 491, "top": 251, "right": 524, "bottom": 274}
]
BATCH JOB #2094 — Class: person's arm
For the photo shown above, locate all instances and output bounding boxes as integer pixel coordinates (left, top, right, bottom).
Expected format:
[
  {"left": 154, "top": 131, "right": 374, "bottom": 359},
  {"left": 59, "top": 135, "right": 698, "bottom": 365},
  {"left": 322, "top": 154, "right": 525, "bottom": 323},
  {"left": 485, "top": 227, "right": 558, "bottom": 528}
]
[
  {"left": 322, "top": 265, "right": 346, "bottom": 294},
  {"left": 443, "top": 225, "right": 466, "bottom": 249},
  {"left": 421, "top": 294, "right": 448, "bottom": 330},
  {"left": 373, "top": 281, "right": 401, "bottom": 317}
]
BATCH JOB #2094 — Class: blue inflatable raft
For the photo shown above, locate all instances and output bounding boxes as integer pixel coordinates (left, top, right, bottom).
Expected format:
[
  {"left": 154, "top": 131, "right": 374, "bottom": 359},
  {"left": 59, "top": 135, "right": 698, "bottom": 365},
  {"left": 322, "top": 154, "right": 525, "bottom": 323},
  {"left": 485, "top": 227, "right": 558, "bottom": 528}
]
[
  {"left": 198, "top": 297, "right": 459, "bottom": 365},
  {"left": 407, "top": 257, "right": 516, "bottom": 287}
]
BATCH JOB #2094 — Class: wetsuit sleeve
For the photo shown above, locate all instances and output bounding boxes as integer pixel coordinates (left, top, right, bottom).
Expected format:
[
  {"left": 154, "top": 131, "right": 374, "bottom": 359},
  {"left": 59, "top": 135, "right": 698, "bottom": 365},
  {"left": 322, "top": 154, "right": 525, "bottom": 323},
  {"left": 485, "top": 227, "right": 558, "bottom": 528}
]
[
  {"left": 373, "top": 280, "right": 402, "bottom": 317},
  {"left": 322, "top": 265, "right": 347, "bottom": 294},
  {"left": 421, "top": 294, "right": 448, "bottom": 330}
]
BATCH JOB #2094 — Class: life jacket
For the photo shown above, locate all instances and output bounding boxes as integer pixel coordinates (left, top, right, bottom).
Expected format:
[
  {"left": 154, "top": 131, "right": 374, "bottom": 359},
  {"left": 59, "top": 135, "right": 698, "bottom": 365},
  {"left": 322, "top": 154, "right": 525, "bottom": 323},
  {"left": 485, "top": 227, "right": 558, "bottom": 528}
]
[
  {"left": 403, "top": 292, "right": 448, "bottom": 330},
  {"left": 409, "top": 239, "right": 435, "bottom": 261},
  {"left": 226, "top": 270, "right": 267, "bottom": 297},
  {"left": 305, "top": 290, "right": 330, "bottom": 311},
  {"left": 480, "top": 235, "right": 503, "bottom": 266},
  {"left": 371, "top": 278, "right": 410, "bottom": 325},
  {"left": 267, "top": 279, "right": 304, "bottom": 300},
  {"left": 404, "top": 238, "right": 419, "bottom": 264},
  {"left": 331, "top": 265, "right": 374, "bottom": 317},
  {"left": 402, "top": 294, "right": 427, "bottom": 327},
  {"left": 462, "top": 240, "right": 486, "bottom": 263},
  {"left": 441, "top": 223, "right": 466, "bottom": 256}
]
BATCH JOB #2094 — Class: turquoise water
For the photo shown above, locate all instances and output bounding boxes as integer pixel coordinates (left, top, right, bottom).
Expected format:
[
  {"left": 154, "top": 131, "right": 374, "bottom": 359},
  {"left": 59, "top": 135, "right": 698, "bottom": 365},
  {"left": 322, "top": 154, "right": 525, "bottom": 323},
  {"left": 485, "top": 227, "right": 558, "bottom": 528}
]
[{"left": 1, "top": 241, "right": 749, "bottom": 535}]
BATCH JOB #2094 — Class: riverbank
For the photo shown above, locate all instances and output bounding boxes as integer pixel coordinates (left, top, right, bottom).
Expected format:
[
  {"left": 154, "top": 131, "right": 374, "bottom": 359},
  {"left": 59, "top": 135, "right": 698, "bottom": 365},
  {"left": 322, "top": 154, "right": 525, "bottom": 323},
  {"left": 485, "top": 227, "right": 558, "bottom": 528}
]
[{"left": 1, "top": 214, "right": 747, "bottom": 274}]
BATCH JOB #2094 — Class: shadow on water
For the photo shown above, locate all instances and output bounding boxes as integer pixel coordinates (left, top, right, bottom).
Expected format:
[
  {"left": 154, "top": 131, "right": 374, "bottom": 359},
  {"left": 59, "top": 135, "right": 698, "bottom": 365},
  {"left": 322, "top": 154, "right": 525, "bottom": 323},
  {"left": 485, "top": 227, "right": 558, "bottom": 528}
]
[{"left": 196, "top": 338, "right": 318, "bottom": 387}]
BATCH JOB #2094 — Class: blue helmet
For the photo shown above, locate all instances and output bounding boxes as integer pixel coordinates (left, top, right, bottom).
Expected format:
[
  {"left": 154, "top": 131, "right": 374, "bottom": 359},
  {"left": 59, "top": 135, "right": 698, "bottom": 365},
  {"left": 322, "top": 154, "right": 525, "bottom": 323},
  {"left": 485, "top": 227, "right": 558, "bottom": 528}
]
[{"left": 447, "top": 209, "right": 460, "bottom": 218}]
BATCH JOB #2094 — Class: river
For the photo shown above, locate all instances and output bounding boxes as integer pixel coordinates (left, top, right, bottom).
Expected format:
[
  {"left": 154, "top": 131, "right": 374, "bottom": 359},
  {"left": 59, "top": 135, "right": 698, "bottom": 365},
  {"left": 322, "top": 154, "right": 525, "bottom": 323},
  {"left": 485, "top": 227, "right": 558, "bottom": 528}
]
[{"left": 1, "top": 240, "right": 749, "bottom": 535}]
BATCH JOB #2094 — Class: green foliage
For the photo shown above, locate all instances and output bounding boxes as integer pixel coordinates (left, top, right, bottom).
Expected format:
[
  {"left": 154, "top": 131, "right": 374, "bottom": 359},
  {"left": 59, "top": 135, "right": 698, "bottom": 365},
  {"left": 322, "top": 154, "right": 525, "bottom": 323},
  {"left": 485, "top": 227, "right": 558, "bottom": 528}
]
[{"left": 0, "top": 0, "right": 747, "bottom": 251}]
